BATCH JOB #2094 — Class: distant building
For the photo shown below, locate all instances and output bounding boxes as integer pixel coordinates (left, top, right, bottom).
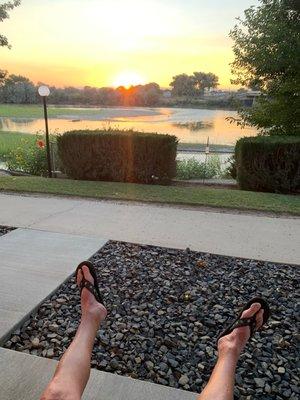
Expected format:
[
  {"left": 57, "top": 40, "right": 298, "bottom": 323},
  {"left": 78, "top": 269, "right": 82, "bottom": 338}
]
[
  {"left": 203, "top": 90, "right": 234, "bottom": 100},
  {"left": 236, "top": 90, "right": 262, "bottom": 106}
]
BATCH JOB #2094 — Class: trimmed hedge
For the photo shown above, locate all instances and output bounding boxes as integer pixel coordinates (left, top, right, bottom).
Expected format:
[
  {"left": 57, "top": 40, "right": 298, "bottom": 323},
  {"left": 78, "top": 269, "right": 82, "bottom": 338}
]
[
  {"left": 235, "top": 136, "right": 300, "bottom": 193},
  {"left": 57, "top": 129, "right": 178, "bottom": 184}
]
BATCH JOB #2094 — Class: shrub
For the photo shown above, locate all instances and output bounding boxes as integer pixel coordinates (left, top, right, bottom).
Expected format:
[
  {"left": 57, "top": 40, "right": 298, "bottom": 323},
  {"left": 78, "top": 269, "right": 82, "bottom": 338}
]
[
  {"left": 6, "top": 134, "right": 52, "bottom": 176},
  {"left": 235, "top": 136, "right": 300, "bottom": 193},
  {"left": 223, "top": 154, "right": 237, "bottom": 179},
  {"left": 57, "top": 129, "right": 178, "bottom": 184},
  {"left": 176, "top": 156, "right": 221, "bottom": 180}
]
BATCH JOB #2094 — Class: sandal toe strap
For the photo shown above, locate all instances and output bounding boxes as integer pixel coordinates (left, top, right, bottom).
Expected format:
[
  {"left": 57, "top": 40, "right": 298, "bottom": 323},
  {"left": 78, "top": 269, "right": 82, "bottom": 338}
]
[
  {"left": 231, "top": 317, "right": 257, "bottom": 337},
  {"left": 80, "top": 279, "right": 101, "bottom": 303}
]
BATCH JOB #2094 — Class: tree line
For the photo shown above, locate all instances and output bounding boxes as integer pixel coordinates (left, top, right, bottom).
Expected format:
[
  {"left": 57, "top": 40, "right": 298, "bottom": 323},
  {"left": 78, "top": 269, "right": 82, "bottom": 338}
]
[{"left": 0, "top": 70, "right": 221, "bottom": 106}]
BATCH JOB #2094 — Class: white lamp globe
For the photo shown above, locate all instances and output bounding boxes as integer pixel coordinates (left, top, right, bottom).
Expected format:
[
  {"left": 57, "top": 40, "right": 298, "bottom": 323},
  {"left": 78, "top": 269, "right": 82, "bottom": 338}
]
[{"left": 38, "top": 85, "right": 50, "bottom": 97}]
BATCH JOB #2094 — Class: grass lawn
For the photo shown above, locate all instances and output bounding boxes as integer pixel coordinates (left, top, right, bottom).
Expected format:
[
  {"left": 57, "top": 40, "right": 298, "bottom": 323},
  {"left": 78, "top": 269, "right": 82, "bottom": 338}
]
[
  {"left": 0, "top": 104, "right": 113, "bottom": 119},
  {"left": 0, "top": 176, "right": 299, "bottom": 215},
  {"left": 0, "top": 131, "right": 36, "bottom": 160}
]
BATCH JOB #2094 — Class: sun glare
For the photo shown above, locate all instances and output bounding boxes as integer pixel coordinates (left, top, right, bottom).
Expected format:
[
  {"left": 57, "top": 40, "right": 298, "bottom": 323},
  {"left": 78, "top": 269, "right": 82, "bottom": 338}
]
[{"left": 113, "top": 72, "right": 146, "bottom": 88}]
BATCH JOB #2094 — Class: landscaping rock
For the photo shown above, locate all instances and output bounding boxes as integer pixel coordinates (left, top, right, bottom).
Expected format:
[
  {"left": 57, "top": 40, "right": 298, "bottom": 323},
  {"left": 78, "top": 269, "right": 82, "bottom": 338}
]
[{"left": 4, "top": 241, "right": 299, "bottom": 398}]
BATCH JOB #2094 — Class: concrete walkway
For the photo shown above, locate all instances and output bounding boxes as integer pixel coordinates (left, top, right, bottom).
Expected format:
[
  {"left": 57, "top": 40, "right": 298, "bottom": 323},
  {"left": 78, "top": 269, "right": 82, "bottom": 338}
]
[
  {"left": 0, "top": 228, "right": 106, "bottom": 342},
  {"left": 0, "top": 348, "right": 197, "bottom": 400},
  {"left": 0, "top": 193, "right": 299, "bottom": 264},
  {"left": 0, "top": 192, "right": 299, "bottom": 399}
]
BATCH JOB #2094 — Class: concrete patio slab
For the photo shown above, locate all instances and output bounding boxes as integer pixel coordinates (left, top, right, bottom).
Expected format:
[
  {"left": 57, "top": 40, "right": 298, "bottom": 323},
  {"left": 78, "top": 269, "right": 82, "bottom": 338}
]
[
  {"left": 0, "top": 193, "right": 299, "bottom": 264},
  {"left": 0, "top": 228, "right": 106, "bottom": 342},
  {"left": 0, "top": 348, "right": 197, "bottom": 400}
]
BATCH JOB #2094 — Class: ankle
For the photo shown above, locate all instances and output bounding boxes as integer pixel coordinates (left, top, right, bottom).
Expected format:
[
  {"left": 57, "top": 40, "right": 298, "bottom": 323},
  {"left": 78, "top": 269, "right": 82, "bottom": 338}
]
[
  {"left": 218, "top": 344, "right": 240, "bottom": 361},
  {"left": 218, "top": 335, "right": 243, "bottom": 360},
  {"left": 81, "top": 308, "right": 102, "bottom": 326}
]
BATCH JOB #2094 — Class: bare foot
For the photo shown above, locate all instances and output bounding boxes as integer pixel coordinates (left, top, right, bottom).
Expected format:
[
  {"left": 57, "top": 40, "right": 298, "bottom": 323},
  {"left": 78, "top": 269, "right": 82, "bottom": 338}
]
[
  {"left": 76, "top": 265, "right": 107, "bottom": 324},
  {"left": 218, "top": 303, "right": 264, "bottom": 359}
]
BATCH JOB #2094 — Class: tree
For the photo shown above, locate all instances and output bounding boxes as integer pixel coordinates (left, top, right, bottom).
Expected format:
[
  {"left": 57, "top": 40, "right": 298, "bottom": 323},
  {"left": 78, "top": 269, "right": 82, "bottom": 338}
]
[
  {"left": 192, "top": 72, "right": 219, "bottom": 94},
  {"left": 0, "top": 74, "right": 36, "bottom": 103},
  {"left": 0, "top": 69, "right": 8, "bottom": 86},
  {"left": 0, "top": 0, "right": 21, "bottom": 48},
  {"left": 169, "top": 74, "right": 196, "bottom": 97},
  {"left": 170, "top": 72, "right": 219, "bottom": 97},
  {"left": 137, "top": 83, "right": 161, "bottom": 106},
  {"left": 230, "top": 0, "right": 300, "bottom": 135}
]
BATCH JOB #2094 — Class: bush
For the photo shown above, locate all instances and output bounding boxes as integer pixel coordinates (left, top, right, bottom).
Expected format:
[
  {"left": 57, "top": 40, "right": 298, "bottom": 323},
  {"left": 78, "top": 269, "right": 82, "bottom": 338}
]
[
  {"left": 223, "top": 154, "right": 237, "bottom": 179},
  {"left": 6, "top": 134, "right": 51, "bottom": 176},
  {"left": 235, "top": 136, "right": 300, "bottom": 193},
  {"left": 57, "top": 129, "right": 178, "bottom": 184},
  {"left": 176, "top": 156, "right": 221, "bottom": 180}
]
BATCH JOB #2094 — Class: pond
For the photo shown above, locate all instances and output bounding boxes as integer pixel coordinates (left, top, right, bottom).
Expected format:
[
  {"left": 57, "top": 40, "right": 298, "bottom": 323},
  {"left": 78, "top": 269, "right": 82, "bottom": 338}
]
[{"left": 0, "top": 107, "right": 257, "bottom": 146}]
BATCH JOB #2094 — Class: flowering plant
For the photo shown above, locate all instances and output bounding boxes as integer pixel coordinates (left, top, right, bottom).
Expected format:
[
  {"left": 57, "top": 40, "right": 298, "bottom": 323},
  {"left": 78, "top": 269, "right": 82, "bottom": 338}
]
[
  {"left": 37, "top": 139, "right": 45, "bottom": 149},
  {"left": 7, "top": 134, "right": 54, "bottom": 176}
]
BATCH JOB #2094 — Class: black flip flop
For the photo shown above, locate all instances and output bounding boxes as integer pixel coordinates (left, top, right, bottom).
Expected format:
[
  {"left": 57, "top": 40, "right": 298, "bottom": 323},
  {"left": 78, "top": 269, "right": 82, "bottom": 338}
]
[
  {"left": 75, "top": 260, "right": 104, "bottom": 305},
  {"left": 218, "top": 297, "right": 270, "bottom": 341}
]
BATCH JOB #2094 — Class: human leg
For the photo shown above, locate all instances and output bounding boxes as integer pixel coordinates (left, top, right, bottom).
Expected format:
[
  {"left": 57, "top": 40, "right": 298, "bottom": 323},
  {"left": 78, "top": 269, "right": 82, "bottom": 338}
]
[
  {"left": 198, "top": 303, "right": 264, "bottom": 400},
  {"left": 41, "top": 266, "right": 107, "bottom": 400}
]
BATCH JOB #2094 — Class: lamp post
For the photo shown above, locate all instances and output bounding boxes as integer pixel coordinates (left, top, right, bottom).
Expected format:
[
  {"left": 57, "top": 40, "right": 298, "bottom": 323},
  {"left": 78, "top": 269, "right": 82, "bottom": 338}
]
[{"left": 38, "top": 85, "right": 52, "bottom": 178}]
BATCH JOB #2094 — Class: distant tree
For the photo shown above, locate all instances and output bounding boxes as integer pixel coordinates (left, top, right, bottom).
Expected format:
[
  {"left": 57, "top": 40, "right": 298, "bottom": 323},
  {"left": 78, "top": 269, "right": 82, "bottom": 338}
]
[
  {"left": 0, "top": 0, "right": 21, "bottom": 48},
  {"left": 230, "top": 0, "right": 300, "bottom": 135},
  {"left": 0, "top": 69, "right": 8, "bottom": 86},
  {"left": 138, "top": 83, "right": 161, "bottom": 106},
  {"left": 0, "top": 74, "right": 36, "bottom": 103},
  {"left": 98, "top": 87, "right": 119, "bottom": 106},
  {"left": 82, "top": 86, "right": 99, "bottom": 105},
  {"left": 170, "top": 72, "right": 219, "bottom": 97},
  {"left": 170, "top": 74, "right": 196, "bottom": 97},
  {"left": 192, "top": 72, "right": 219, "bottom": 94},
  {"left": 0, "top": 70, "right": 162, "bottom": 106}
]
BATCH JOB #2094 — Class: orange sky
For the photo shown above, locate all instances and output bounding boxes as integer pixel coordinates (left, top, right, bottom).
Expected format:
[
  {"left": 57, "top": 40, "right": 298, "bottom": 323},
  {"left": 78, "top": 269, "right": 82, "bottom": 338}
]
[{"left": 0, "top": 0, "right": 259, "bottom": 89}]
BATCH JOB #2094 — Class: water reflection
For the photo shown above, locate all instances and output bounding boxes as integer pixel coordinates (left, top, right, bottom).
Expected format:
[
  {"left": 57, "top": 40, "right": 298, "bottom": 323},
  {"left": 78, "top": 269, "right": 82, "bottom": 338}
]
[
  {"left": 0, "top": 107, "right": 257, "bottom": 145},
  {"left": 173, "top": 121, "right": 213, "bottom": 131}
]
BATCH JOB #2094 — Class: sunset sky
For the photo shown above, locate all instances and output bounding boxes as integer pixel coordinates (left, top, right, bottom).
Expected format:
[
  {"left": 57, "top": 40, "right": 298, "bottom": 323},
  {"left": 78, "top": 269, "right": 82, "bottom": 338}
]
[{"left": 1, "top": 0, "right": 258, "bottom": 89}]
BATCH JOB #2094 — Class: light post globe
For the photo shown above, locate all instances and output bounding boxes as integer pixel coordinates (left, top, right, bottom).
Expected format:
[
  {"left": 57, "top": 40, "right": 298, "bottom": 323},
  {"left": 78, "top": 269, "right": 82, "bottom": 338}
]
[{"left": 38, "top": 85, "right": 50, "bottom": 97}]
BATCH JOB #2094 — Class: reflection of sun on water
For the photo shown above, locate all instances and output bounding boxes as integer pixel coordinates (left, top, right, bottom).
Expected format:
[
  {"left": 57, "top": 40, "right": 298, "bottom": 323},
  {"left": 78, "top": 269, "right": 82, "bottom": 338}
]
[{"left": 112, "top": 72, "right": 146, "bottom": 88}]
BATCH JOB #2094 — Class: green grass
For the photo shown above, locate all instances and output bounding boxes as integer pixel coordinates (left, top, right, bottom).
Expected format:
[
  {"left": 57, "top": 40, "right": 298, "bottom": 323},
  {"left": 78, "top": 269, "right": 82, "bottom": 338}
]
[
  {"left": 0, "top": 176, "right": 299, "bottom": 215},
  {"left": 0, "top": 104, "right": 117, "bottom": 119},
  {"left": 0, "top": 131, "right": 36, "bottom": 160}
]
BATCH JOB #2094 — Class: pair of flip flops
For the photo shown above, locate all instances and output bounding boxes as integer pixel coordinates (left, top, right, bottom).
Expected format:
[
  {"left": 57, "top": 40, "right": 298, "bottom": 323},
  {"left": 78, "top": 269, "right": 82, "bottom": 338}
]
[{"left": 75, "top": 261, "right": 270, "bottom": 340}]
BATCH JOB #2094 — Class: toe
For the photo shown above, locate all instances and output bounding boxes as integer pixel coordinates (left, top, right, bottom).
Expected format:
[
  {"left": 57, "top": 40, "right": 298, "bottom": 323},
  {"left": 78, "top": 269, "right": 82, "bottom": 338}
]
[
  {"left": 241, "top": 302, "right": 261, "bottom": 319},
  {"left": 81, "top": 265, "right": 94, "bottom": 285},
  {"left": 256, "top": 309, "right": 264, "bottom": 330},
  {"left": 76, "top": 265, "right": 95, "bottom": 287},
  {"left": 76, "top": 268, "right": 83, "bottom": 286}
]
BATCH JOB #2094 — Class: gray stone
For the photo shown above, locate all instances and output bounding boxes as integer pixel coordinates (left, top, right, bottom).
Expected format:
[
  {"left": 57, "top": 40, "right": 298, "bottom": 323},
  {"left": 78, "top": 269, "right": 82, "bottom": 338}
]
[
  {"left": 254, "top": 378, "right": 266, "bottom": 388},
  {"left": 179, "top": 375, "right": 189, "bottom": 386}
]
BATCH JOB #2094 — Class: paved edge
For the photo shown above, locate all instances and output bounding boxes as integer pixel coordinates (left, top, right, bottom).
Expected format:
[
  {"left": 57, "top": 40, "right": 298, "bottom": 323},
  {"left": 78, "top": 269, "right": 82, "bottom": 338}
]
[
  {"left": 0, "top": 228, "right": 108, "bottom": 344},
  {"left": 0, "top": 348, "right": 198, "bottom": 400},
  {"left": 0, "top": 270, "right": 74, "bottom": 345}
]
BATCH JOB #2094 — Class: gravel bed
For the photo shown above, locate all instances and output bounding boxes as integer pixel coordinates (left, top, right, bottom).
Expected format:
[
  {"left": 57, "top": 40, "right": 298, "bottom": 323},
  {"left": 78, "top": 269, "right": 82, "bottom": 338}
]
[
  {"left": 4, "top": 241, "right": 299, "bottom": 399},
  {"left": 0, "top": 225, "right": 16, "bottom": 237}
]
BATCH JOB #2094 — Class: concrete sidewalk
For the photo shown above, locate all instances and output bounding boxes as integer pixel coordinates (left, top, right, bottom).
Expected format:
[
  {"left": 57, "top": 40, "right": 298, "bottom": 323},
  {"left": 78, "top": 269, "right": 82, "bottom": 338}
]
[
  {"left": 0, "top": 348, "right": 197, "bottom": 400},
  {"left": 1, "top": 193, "right": 299, "bottom": 264},
  {"left": 0, "top": 228, "right": 106, "bottom": 342}
]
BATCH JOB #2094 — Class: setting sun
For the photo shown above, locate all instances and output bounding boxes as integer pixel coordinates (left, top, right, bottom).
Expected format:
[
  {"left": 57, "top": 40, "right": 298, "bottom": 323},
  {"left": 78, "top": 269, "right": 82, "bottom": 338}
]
[{"left": 112, "top": 72, "right": 146, "bottom": 88}]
